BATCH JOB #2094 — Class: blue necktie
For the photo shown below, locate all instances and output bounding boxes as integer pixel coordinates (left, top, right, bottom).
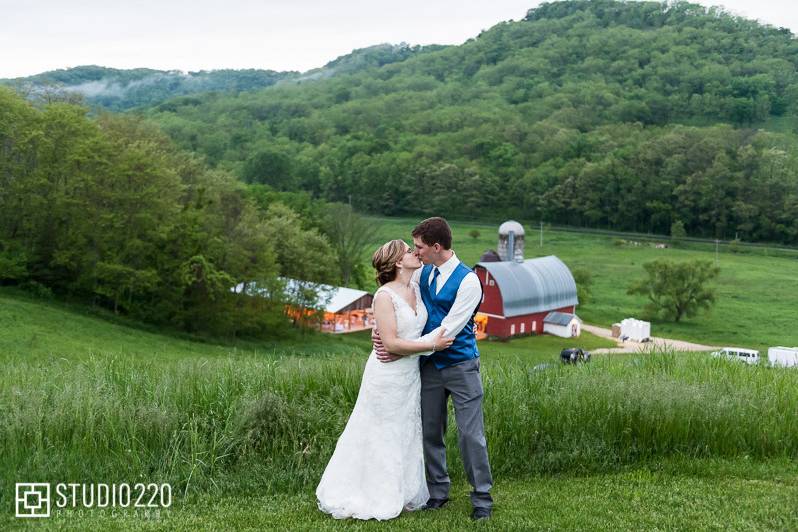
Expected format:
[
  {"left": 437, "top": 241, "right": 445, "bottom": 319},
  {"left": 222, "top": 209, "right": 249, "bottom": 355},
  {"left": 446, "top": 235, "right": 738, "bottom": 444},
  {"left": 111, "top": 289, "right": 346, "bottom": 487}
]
[{"left": 430, "top": 267, "right": 440, "bottom": 296}]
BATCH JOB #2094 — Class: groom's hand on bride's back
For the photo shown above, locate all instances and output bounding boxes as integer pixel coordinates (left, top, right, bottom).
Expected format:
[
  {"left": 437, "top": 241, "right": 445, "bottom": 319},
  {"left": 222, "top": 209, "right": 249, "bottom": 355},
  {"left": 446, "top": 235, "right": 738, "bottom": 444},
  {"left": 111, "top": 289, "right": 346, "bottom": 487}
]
[{"left": 372, "top": 328, "right": 401, "bottom": 363}]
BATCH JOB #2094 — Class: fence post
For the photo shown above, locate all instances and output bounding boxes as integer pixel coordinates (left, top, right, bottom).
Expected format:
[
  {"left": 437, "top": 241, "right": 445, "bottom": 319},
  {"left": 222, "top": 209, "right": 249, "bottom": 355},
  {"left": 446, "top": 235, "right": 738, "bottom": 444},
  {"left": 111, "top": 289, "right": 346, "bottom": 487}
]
[{"left": 539, "top": 221, "right": 543, "bottom": 247}]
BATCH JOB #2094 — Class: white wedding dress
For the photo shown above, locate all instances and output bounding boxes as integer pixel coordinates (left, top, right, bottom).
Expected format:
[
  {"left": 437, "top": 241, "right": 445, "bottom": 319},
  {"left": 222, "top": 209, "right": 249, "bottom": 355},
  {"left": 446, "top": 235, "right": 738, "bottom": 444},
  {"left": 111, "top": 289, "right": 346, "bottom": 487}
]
[{"left": 316, "top": 283, "right": 430, "bottom": 520}]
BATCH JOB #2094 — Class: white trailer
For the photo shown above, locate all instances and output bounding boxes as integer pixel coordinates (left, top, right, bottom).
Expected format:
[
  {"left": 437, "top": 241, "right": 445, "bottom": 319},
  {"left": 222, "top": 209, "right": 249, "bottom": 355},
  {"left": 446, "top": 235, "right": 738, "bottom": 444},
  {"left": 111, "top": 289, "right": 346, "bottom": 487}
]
[
  {"left": 620, "top": 318, "right": 651, "bottom": 342},
  {"left": 768, "top": 347, "right": 798, "bottom": 368}
]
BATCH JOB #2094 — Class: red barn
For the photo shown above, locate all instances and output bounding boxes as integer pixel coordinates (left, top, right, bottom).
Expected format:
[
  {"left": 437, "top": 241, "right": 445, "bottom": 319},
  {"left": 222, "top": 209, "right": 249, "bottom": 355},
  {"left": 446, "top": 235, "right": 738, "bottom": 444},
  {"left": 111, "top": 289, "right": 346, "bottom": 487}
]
[{"left": 474, "top": 255, "right": 579, "bottom": 339}]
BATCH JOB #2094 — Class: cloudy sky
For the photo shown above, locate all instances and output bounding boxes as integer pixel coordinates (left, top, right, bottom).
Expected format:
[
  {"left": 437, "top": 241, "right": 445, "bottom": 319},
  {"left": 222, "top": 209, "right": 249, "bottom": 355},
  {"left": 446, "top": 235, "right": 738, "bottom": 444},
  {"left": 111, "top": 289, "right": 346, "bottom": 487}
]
[{"left": 1, "top": 0, "right": 795, "bottom": 78}]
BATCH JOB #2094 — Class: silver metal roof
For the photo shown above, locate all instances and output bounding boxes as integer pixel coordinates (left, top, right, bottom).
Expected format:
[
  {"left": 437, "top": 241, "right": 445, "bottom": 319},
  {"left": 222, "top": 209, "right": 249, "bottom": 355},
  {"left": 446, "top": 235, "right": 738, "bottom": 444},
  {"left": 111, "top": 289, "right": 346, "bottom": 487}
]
[
  {"left": 475, "top": 256, "right": 578, "bottom": 317},
  {"left": 543, "top": 311, "right": 581, "bottom": 326},
  {"left": 232, "top": 278, "right": 370, "bottom": 313}
]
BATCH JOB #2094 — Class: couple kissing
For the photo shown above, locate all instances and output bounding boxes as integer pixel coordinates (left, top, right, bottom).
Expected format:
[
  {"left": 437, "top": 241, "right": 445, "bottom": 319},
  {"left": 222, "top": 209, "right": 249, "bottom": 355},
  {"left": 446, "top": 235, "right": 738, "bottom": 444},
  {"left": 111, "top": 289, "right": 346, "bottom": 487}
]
[{"left": 316, "top": 217, "right": 493, "bottom": 522}]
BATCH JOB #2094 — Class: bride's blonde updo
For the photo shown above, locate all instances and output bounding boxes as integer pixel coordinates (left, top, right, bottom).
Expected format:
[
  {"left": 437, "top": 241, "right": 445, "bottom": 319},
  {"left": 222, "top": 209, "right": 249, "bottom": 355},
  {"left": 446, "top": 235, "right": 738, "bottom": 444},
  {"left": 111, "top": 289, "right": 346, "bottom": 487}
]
[{"left": 372, "top": 239, "right": 407, "bottom": 286}]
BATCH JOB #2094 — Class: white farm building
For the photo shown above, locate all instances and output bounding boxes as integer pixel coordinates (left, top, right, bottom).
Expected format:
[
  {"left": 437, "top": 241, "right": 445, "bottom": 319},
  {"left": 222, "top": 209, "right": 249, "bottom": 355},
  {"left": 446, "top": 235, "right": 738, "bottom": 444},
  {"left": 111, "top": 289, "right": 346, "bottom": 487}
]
[{"left": 542, "top": 311, "right": 582, "bottom": 338}]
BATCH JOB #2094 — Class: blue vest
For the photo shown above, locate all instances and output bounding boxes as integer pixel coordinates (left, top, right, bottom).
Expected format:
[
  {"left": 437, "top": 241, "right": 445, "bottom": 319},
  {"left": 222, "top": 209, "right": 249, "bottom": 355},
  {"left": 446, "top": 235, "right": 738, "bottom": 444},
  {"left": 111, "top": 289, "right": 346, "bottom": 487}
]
[{"left": 419, "top": 262, "right": 479, "bottom": 369}]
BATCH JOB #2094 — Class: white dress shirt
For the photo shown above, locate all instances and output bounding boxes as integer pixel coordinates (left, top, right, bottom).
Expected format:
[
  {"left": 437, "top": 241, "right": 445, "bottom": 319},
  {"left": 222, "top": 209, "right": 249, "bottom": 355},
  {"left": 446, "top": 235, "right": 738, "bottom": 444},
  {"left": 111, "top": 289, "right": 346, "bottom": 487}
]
[{"left": 412, "top": 252, "right": 482, "bottom": 341}]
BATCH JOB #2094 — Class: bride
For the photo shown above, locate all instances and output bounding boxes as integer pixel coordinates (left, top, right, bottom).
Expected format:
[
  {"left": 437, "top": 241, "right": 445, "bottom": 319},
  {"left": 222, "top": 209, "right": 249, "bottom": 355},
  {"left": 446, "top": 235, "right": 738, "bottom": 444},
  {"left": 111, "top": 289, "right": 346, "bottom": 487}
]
[{"left": 316, "top": 239, "right": 454, "bottom": 520}]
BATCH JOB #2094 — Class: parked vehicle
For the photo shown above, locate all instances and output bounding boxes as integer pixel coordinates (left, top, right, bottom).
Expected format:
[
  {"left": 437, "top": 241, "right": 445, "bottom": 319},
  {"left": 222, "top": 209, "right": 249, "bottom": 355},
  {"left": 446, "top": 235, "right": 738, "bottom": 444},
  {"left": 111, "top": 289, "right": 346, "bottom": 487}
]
[
  {"left": 560, "top": 347, "right": 591, "bottom": 364},
  {"left": 768, "top": 346, "right": 798, "bottom": 368},
  {"left": 711, "top": 347, "right": 760, "bottom": 365}
]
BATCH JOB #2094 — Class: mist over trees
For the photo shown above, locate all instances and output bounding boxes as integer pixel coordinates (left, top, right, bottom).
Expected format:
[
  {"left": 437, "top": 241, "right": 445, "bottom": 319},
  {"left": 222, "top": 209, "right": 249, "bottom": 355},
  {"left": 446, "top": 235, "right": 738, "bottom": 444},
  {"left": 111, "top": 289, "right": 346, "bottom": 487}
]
[{"left": 1, "top": 44, "right": 432, "bottom": 112}]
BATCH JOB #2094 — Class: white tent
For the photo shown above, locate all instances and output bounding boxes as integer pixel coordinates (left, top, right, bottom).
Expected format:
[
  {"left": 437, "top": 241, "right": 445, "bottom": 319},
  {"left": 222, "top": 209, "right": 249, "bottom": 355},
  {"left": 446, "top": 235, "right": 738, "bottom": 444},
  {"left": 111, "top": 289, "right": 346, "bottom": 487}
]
[
  {"left": 768, "top": 347, "right": 798, "bottom": 367},
  {"left": 233, "top": 278, "right": 370, "bottom": 313}
]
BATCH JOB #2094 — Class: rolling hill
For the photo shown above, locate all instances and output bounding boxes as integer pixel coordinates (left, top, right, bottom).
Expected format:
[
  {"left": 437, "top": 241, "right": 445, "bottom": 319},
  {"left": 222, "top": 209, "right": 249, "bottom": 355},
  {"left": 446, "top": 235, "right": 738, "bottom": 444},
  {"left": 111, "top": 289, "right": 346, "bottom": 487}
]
[
  {"left": 0, "top": 43, "right": 432, "bottom": 111},
  {"left": 132, "top": 0, "right": 798, "bottom": 243}
]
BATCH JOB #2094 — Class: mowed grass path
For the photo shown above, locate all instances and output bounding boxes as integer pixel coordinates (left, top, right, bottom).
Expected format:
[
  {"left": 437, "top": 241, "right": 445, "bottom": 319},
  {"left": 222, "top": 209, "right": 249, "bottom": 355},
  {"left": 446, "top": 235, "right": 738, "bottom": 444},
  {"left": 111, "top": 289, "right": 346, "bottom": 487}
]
[
  {"left": 10, "top": 463, "right": 798, "bottom": 530},
  {"left": 365, "top": 217, "right": 798, "bottom": 352}
]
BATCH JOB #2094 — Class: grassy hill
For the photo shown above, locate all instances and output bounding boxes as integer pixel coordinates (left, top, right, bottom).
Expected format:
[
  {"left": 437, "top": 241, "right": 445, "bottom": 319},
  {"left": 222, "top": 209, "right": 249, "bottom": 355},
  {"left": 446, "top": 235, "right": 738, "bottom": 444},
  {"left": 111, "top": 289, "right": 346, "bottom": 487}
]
[{"left": 0, "top": 287, "right": 371, "bottom": 362}]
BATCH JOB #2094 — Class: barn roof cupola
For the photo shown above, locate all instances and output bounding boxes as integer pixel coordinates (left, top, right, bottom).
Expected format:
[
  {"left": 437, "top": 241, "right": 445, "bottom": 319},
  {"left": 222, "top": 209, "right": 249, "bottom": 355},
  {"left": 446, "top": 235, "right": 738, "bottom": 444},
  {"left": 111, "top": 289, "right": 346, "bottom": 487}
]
[{"left": 498, "top": 220, "right": 525, "bottom": 263}]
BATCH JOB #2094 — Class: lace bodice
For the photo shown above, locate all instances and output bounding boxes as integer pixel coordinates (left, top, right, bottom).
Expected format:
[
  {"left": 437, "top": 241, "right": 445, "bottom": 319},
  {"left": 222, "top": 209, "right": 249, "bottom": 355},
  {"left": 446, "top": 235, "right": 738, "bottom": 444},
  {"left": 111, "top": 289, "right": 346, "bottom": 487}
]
[{"left": 374, "top": 283, "right": 427, "bottom": 343}]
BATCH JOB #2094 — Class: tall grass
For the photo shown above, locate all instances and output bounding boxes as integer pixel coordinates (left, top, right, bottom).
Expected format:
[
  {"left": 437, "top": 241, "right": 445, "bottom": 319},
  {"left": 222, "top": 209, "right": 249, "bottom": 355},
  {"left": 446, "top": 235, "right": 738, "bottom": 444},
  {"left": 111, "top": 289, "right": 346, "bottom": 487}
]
[{"left": 2, "top": 350, "right": 797, "bottom": 506}]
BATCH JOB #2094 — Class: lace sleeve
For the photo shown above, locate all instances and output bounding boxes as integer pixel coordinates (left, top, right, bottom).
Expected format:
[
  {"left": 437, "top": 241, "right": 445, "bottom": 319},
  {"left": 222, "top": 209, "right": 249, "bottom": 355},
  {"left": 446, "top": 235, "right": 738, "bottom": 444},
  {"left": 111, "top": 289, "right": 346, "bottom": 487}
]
[{"left": 374, "top": 287, "right": 401, "bottom": 314}]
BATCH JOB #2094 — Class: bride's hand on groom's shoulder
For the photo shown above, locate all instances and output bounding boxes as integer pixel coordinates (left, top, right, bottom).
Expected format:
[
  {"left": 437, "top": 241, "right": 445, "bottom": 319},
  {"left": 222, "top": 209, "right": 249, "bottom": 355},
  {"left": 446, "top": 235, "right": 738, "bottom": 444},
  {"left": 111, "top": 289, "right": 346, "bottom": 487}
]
[{"left": 372, "top": 327, "right": 401, "bottom": 363}]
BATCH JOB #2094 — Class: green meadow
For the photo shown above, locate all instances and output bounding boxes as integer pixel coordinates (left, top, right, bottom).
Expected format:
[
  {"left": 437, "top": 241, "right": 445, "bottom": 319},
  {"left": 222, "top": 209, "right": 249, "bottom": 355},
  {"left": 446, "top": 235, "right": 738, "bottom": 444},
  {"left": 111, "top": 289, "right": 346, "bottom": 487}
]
[
  {"left": 2, "top": 285, "right": 798, "bottom": 529},
  {"left": 366, "top": 216, "right": 798, "bottom": 353},
  {"left": 5, "top": 0, "right": 798, "bottom": 527}
]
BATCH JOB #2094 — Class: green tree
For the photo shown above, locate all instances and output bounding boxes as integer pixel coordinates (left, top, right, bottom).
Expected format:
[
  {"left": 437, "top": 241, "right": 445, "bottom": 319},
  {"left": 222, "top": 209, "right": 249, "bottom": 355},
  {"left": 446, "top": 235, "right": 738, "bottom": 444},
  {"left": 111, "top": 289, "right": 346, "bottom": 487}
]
[
  {"left": 321, "top": 203, "right": 378, "bottom": 288},
  {"left": 627, "top": 259, "right": 720, "bottom": 322},
  {"left": 0, "top": 88, "right": 292, "bottom": 337},
  {"left": 241, "top": 146, "right": 293, "bottom": 189},
  {"left": 670, "top": 220, "right": 687, "bottom": 246},
  {"left": 572, "top": 267, "right": 593, "bottom": 307},
  {"left": 468, "top": 229, "right": 481, "bottom": 241},
  {"left": 262, "top": 202, "right": 336, "bottom": 285},
  {"left": 0, "top": 241, "right": 28, "bottom": 283},
  {"left": 260, "top": 202, "right": 338, "bottom": 329}
]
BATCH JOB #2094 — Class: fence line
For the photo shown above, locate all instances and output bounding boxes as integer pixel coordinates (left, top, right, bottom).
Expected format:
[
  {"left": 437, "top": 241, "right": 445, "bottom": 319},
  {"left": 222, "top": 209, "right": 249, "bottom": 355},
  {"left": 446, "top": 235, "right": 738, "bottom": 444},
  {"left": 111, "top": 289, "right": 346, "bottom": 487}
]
[
  {"left": 366, "top": 215, "right": 798, "bottom": 258},
  {"left": 541, "top": 223, "right": 798, "bottom": 257}
]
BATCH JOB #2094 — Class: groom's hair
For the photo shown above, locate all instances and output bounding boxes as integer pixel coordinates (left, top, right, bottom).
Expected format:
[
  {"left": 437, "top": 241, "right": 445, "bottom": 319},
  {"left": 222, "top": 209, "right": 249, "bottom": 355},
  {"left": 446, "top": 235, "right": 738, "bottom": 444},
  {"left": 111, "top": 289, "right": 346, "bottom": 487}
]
[{"left": 412, "top": 217, "right": 452, "bottom": 250}]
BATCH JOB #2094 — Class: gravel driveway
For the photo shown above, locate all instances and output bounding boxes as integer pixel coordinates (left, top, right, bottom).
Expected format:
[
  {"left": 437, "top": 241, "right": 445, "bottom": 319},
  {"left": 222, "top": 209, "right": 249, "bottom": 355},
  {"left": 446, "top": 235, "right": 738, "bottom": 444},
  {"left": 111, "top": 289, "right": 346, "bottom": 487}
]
[{"left": 582, "top": 324, "right": 721, "bottom": 354}]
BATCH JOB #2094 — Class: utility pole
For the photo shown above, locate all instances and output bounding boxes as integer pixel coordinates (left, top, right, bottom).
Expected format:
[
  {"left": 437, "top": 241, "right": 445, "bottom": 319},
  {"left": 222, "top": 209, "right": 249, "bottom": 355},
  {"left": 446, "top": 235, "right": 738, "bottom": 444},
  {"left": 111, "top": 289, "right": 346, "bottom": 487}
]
[
  {"left": 540, "top": 221, "right": 543, "bottom": 247},
  {"left": 715, "top": 239, "right": 719, "bottom": 264}
]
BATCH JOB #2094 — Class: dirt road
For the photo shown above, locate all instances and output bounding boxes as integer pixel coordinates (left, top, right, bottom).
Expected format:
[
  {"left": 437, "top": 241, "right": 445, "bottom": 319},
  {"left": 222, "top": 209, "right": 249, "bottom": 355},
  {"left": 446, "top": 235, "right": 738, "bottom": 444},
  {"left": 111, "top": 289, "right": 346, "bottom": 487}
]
[{"left": 582, "top": 324, "right": 721, "bottom": 355}]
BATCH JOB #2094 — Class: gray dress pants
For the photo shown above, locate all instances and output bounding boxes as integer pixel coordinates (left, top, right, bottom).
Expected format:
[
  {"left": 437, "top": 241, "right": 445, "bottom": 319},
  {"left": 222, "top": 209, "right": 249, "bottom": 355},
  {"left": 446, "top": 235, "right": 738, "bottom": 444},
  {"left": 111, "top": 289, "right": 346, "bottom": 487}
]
[{"left": 420, "top": 356, "right": 493, "bottom": 509}]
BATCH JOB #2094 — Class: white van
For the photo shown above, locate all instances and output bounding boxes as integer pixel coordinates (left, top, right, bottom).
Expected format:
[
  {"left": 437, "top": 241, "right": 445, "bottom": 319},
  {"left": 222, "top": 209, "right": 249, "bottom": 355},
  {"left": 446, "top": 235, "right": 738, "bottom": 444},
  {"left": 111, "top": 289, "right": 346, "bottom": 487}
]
[
  {"left": 711, "top": 347, "right": 760, "bottom": 365},
  {"left": 768, "top": 347, "right": 798, "bottom": 368}
]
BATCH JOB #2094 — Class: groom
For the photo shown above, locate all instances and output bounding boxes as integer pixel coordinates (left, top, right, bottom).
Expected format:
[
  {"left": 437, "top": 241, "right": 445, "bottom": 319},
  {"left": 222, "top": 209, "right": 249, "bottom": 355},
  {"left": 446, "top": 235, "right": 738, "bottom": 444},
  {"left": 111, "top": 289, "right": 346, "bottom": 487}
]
[{"left": 373, "top": 217, "right": 493, "bottom": 521}]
